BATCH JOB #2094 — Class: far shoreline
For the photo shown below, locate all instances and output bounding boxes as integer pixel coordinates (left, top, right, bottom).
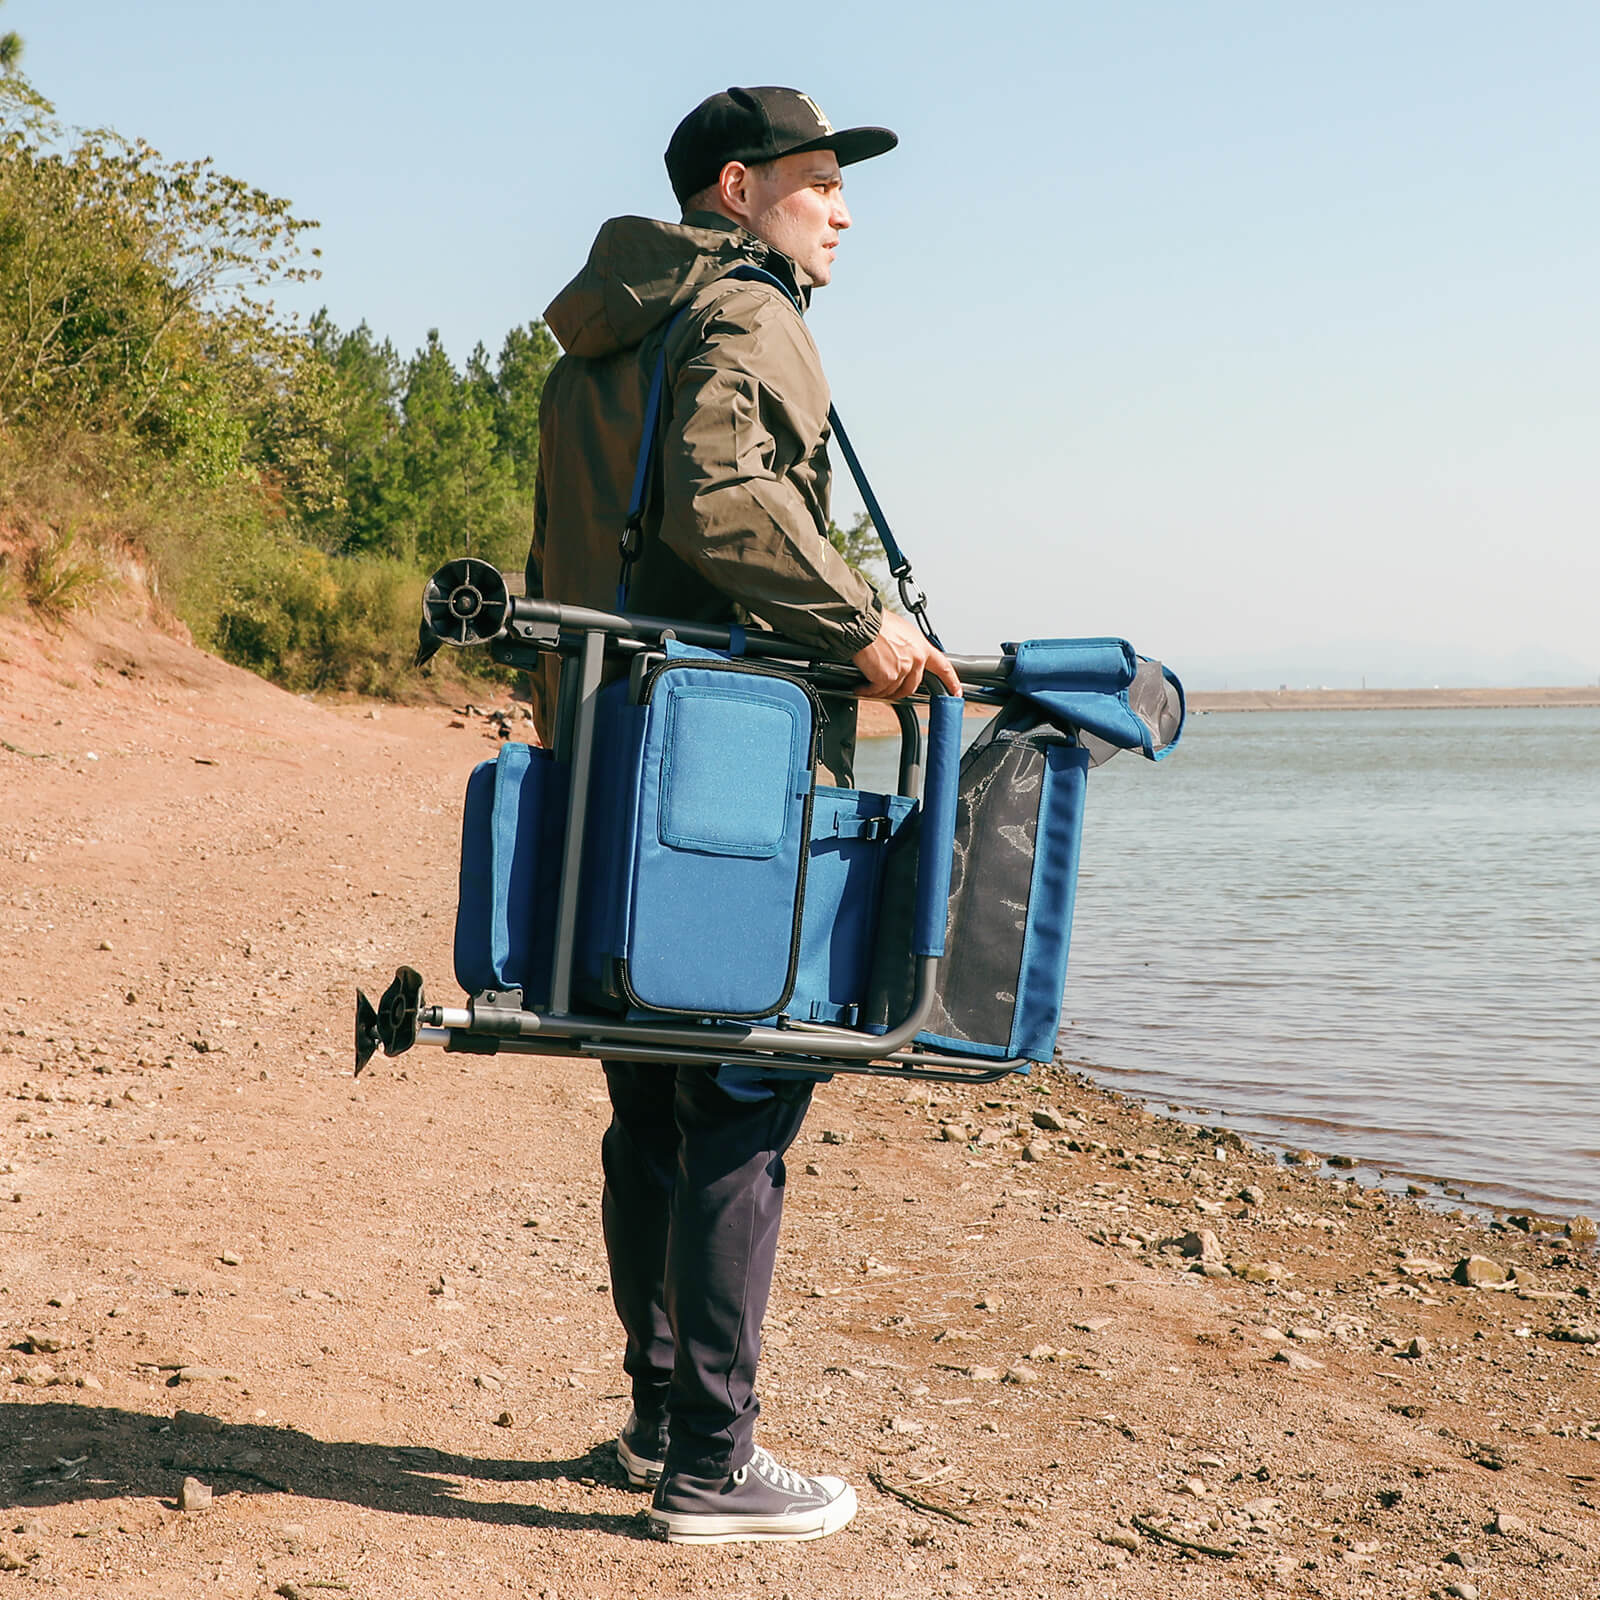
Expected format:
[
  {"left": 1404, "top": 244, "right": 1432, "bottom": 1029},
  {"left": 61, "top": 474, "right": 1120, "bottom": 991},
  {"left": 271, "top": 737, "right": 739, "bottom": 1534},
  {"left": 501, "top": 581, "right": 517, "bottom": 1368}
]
[{"left": 1186, "top": 684, "right": 1600, "bottom": 713}]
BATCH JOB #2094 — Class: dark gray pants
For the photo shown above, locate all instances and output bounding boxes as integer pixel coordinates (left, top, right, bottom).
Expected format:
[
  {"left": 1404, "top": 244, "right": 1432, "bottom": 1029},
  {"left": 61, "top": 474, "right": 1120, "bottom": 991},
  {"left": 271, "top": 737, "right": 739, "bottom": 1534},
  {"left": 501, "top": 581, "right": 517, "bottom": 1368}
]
[{"left": 600, "top": 1061, "right": 813, "bottom": 1478}]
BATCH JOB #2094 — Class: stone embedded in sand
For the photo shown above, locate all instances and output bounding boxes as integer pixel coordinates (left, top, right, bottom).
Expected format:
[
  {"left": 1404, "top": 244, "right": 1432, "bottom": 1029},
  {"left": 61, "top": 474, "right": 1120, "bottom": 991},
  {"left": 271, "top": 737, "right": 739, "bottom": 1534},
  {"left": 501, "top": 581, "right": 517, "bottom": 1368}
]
[
  {"left": 1327, "top": 1154, "right": 1357, "bottom": 1169},
  {"left": 819, "top": 1129, "right": 850, "bottom": 1145},
  {"left": 1002, "top": 1365, "right": 1039, "bottom": 1386},
  {"left": 1549, "top": 1323, "right": 1600, "bottom": 1345},
  {"left": 1397, "top": 1258, "right": 1447, "bottom": 1278},
  {"left": 1490, "top": 1509, "right": 1526, "bottom": 1536},
  {"left": 179, "top": 1477, "right": 212, "bottom": 1512},
  {"left": 1287, "top": 1326, "right": 1325, "bottom": 1343},
  {"left": 1238, "top": 1185, "right": 1267, "bottom": 1207},
  {"left": 23, "top": 1332, "right": 64, "bottom": 1354},
  {"left": 1032, "top": 1107, "right": 1069, "bottom": 1132},
  {"left": 494, "top": 1411, "right": 514, "bottom": 1428},
  {"left": 1566, "top": 1214, "right": 1598, "bottom": 1245},
  {"left": 1454, "top": 1255, "right": 1509, "bottom": 1288},
  {"left": 1401, "top": 1336, "right": 1431, "bottom": 1360},
  {"left": 1240, "top": 1261, "right": 1286, "bottom": 1283},
  {"left": 1443, "top": 1583, "right": 1478, "bottom": 1600},
  {"left": 1021, "top": 1141, "right": 1051, "bottom": 1163},
  {"left": 1271, "top": 1349, "right": 1323, "bottom": 1372},
  {"left": 219, "top": 1250, "right": 241, "bottom": 1267},
  {"left": 1100, "top": 1528, "right": 1140, "bottom": 1552},
  {"left": 174, "top": 1366, "right": 234, "bottom": 1384},
  {"left": 1174, "top": 1229, "right": 1224, "bottom": 1262},
  {"left": 1028, "top": 1343, "right": 1056, "bottom": 1362},
  {"left": 939, "top": 1123, "right": 970, "bottom": 1143},
  {"left": 173, "top": 1410, "right": 224, "bottom": 1435}
]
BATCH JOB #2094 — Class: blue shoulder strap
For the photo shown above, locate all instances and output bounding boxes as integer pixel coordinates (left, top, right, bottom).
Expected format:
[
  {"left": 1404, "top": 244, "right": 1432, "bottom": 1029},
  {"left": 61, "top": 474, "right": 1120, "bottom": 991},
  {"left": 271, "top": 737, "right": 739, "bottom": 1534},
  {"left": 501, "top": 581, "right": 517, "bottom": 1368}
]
[{"left": 618, "top": 263, "right": 941, "bottom": 647}]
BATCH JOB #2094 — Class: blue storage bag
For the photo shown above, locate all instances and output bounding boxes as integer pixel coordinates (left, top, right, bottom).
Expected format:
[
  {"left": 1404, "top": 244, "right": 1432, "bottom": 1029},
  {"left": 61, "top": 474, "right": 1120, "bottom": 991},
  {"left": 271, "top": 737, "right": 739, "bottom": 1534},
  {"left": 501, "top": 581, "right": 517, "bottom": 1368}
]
[
  {"left": 786, "top": 786, "right": 916, "bottom": 1024},
  {"left": 580, "top": 660, "right": 819, "bottom": 1019},
  {"left": 452, "top": 741, "right": 566, "bottom": 1003}
]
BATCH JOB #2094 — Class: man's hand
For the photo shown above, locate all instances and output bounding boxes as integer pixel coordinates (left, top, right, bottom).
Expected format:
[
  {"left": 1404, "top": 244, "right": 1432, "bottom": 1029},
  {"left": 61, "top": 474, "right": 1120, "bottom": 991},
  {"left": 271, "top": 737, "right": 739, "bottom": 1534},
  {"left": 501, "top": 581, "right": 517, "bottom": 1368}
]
[{"left": 851, "top": 607, "right": 963, "bottom": 700}]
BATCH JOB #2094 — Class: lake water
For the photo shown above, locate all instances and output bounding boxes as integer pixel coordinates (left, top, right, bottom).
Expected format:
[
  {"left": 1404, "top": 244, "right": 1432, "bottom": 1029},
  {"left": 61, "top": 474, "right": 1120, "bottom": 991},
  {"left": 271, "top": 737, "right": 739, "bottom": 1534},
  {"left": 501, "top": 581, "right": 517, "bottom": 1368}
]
[{"left": 857, "top": 706, "right": 1600, "bottom": 1217}]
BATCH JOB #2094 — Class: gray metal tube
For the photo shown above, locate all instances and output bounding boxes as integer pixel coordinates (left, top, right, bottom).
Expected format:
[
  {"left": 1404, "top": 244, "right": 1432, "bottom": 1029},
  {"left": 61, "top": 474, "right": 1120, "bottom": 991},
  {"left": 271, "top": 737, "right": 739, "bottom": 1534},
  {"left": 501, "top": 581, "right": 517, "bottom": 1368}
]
[{"left": 418, "top": 955, "right": 938, "bottom": 1063}]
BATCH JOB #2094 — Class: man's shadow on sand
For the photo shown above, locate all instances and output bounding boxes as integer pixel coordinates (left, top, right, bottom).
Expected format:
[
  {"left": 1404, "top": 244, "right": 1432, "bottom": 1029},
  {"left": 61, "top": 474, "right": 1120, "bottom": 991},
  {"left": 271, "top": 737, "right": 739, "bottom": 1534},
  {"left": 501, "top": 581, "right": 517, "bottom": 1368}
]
[{"left": 0, "top": 1398, "right": 651, "bottom": 1536}]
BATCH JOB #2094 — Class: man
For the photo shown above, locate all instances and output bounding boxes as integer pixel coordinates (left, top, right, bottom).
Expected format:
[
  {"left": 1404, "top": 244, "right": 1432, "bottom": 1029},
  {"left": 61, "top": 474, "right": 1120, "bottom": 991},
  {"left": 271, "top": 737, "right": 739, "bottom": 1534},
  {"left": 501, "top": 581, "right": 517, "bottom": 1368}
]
[{"left": 528, "top": 85, "right": 959, "bottom": 1545}]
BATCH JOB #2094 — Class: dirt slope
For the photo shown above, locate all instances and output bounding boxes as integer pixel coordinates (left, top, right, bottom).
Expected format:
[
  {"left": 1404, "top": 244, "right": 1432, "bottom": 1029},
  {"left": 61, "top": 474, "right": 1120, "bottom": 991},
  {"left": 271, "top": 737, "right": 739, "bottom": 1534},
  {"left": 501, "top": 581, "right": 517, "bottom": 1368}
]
[{"left": 2, "top": 611, "right": 1597, "bottom": 1599}]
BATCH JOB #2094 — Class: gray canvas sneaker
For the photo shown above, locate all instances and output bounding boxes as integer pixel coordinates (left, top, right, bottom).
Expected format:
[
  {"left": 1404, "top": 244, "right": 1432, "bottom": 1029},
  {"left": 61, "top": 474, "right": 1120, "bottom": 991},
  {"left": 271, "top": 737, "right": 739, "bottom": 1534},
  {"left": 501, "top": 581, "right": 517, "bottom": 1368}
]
[
  {"left": 649, "top": 1446, "right": 857, "bottom": 1544},
  {"left": 615, "top": 1409, "right": 667, "bottom": 1489}
]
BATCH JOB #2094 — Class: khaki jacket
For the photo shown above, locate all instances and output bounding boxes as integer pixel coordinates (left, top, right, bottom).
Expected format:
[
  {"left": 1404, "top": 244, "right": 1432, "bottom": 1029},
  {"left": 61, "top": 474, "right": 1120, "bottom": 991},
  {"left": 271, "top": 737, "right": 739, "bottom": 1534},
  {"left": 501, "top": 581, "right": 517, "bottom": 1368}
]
[{"left": 526, "top": 211, "right": 882, "bottom": 739}]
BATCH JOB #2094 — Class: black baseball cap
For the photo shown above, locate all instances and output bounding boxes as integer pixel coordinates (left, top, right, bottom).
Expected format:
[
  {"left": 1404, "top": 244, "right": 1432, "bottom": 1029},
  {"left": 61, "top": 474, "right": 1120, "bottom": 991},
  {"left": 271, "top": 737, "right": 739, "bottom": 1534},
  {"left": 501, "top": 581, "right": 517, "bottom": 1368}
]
[{"left": 665, "top": 86, "right": 897, "bottom": 206}]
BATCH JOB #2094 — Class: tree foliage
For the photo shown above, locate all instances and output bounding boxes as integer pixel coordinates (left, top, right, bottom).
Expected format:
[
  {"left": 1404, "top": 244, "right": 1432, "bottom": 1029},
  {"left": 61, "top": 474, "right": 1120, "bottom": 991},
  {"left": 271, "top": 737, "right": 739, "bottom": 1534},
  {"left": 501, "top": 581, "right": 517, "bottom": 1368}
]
[{"left": 0, "top": 32, "right": 560, "bottom": 693}]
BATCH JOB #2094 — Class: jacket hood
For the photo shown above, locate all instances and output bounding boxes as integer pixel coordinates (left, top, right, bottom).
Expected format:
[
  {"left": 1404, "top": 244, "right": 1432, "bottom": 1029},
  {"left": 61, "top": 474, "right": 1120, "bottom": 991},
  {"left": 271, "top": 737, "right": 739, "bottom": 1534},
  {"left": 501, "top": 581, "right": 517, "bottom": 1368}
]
[{"left": 544, "top": 212, "right": 807, "bottom": 358}]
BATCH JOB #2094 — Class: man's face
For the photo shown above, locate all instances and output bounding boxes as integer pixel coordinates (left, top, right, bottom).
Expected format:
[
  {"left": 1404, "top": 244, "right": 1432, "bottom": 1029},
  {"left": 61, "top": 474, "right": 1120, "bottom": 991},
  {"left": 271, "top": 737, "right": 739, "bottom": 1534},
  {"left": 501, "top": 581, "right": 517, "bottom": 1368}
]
[{"left": 729, "top": 151, "right": 851, "bottom": 286}]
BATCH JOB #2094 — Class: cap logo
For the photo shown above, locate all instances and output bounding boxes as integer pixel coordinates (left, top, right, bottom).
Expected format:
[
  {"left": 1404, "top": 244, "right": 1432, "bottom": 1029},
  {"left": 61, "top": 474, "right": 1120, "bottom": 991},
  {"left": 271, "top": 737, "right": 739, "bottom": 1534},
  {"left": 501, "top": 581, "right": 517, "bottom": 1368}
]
[{"left": 794, "top": 91, "right": 833, "bottom": 134}]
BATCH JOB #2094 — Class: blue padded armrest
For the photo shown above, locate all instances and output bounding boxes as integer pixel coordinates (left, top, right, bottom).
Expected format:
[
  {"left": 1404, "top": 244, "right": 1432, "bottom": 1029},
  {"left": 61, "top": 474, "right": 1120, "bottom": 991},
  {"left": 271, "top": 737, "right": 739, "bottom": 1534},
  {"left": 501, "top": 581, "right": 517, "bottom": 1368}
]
[{"left": 912, "top": 692, "right": 963, "bottom": 957}]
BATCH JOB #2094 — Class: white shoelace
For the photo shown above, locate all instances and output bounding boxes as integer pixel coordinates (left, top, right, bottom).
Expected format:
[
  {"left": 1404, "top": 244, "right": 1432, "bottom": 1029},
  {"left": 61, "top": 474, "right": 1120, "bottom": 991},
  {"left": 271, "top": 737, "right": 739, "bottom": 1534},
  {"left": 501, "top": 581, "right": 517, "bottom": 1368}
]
[{"left": 744, "top": 1447, "right": 812, "bottom": 1496}]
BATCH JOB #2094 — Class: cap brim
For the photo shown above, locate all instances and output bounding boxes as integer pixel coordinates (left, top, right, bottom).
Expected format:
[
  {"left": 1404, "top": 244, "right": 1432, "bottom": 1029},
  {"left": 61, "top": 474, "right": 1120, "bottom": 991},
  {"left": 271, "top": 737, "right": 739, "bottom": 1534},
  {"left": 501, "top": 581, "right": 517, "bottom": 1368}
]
[{"left": 785, "top": 125, "right": 898, "bottom": 168}]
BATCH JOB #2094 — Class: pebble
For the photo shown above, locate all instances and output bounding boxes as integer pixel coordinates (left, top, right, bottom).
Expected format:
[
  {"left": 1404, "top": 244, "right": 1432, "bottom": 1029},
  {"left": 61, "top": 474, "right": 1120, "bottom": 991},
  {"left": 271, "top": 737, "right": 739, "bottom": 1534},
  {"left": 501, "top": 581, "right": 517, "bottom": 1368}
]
[
  {"left": 1550, "top": 1323, "right": 1600, "bottom": 1345},
  {"left": 1454, "top": 1255, "right": 1509, "bottom": 1287},
  {"left": 1238, "top": 1185, "right": 1266, "bottom": 1207},
  {"left": 1491, "top": 1509, "right": 1526, "bottom": 1536},
  {"left": 174, "top": 1366, "right": 234, "bottom": 1384},
  {"left": 1031, "top": 1108, "right": 1069, "bottom": 1132},
  {"left": 219, "top": 1250, "right": 241, "bottom": 1267},
  {"left": 179, "top": 1477, "right": 212, "bottom": 1512},
  {"left": 1287, "top": 1325, "right": 1325, "bottom": 1343},
  {"left": 803, "top": 1162, "right": 821, "bottom": 1177},
  {"left": 1028, "top": 1343, "right": 1056, "bottom": 1362},
  {"left": 975, "top": 1294, "right": 1002, "bottom": 1312},
  {"left": 1021, "top": 1141, "right": 1050, "bottom": 1163},
  {"left": 1271, "top": 1349, "right": 1324, "bottom": 1372},
  {"left": 1072, "top": 1315, "right": 1115, "bottom": 1334},
  {"left": 1100, "top": 1528, "right": 1140, "bottom": 1552},
  {"left": 965, "top": 1366, "right": 1001, "bottom": 1382},
  {"left": 939, "top": 1123, "right": 970, "bottom": 1143},
  {"left": 173, "top": 1410, "right": 224, "bottom": 1435},
  {"left": 0, "top": 1552, "right": 26, "bottom": 1573},
  {"left": 1403, "top": 1336, "right": 1431, "bottom": 1360},
  {"left": 1567, "top": 1214, "right": 1598, "bottom": 1245},
  {"left": 494, "top": 1411, "right": 514, "bottom": 1428},
  {"left": 819, "top": 1129, "right": 850, "bottom": 1145},
  {"left": 1443, "top": 1583, "right": 1478, "bottom": 1600},
  {"left": 24, "top": 1332, "right": 64, "bottom": 1354},
  {"left": 1001, "top": 1364, "right": 1039, "bottom": 1386},
  {"left": 1175, "top": 1229, "right": 1224, "bottom": 1262},
  {"left": 888, "top": 1416, "right": 924, "bottom": 1435},
  {"left": 1239, "top": 1261, "right": 1286, "bottom": 1283},
  {"left": 76, "top": 1375, "right": 103, "bottom": 1391},
  {"left": 1327, "top": 1154, "right": 1357, "bottom": 1169},
  {"left": 45, "top": 1292, "right": 75, "bottom": 1308}
]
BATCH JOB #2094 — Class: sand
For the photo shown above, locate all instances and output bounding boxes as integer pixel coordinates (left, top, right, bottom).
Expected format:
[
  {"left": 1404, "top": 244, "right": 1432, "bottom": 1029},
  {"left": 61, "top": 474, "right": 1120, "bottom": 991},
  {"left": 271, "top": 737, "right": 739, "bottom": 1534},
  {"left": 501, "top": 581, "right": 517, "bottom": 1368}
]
[{"left": 2, "top": 604, "right": 1597, "bottom": 1598}]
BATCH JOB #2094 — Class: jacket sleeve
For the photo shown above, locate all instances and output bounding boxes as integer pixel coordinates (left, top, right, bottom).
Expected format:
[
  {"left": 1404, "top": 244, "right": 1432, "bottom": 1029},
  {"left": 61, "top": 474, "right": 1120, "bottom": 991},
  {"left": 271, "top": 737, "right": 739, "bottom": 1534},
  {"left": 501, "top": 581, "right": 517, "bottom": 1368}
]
[{"left": 657, "top": 284, "right": 883, "bottom": 658}]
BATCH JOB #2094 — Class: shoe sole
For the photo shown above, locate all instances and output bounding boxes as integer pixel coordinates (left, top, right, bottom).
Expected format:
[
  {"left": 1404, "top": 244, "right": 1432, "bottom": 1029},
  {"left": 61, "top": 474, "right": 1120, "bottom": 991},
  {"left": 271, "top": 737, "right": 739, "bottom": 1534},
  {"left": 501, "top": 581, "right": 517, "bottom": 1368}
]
[
  {"left": 650, "top": 1484, "right": 858, "bottom": 1544},
  {"left": 616, "top": 1435, "right": 664, "bottom": 1490}
]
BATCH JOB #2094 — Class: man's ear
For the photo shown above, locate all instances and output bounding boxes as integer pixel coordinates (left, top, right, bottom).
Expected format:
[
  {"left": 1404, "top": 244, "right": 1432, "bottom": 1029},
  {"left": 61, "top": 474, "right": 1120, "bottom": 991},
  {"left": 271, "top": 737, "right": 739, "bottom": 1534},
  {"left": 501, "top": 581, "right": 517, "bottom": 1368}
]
[{"left": 716, "top": 161, "right": 752, "bottom": 222}]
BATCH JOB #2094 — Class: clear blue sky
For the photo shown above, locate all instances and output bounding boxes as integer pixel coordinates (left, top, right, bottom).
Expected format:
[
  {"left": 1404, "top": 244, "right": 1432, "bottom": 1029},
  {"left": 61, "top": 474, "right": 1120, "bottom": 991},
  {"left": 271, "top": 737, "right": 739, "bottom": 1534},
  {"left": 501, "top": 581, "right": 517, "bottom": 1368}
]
[{"left": 14, "top": 1, "right": 1599, "bottom": 684}]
